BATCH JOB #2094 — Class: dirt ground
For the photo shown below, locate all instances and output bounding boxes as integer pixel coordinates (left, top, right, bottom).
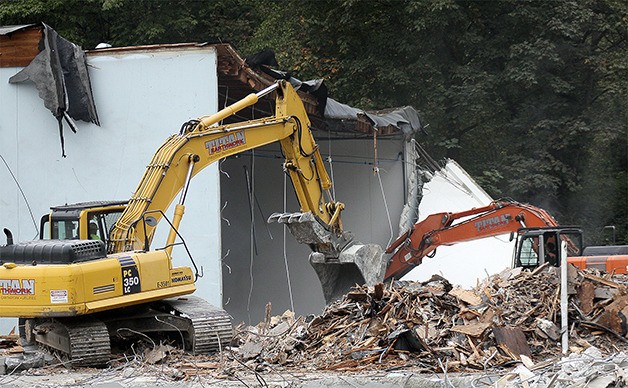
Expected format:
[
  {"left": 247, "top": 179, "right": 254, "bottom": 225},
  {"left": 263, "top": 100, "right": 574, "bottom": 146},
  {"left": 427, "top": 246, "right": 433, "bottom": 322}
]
[
  {"left": 0, "top": 364, "right": 499, "bottom": 388},
  {"left": 0, "top": 346, "right": 496, "bottom": 387},
  {"left": 1, "top": 347, "right": 626, "bottom": 388}
]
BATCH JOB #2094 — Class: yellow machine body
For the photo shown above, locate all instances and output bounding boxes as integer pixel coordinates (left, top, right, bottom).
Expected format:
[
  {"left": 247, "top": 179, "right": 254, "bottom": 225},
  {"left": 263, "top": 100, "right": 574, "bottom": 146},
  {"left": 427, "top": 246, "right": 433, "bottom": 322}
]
[{"left": 0, "top": 251, "right": 195, "bottom": 317}]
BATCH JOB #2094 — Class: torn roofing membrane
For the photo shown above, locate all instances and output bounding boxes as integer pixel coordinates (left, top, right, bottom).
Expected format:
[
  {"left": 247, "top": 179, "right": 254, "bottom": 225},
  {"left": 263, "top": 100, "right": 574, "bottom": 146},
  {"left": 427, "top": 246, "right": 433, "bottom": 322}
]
[
  {"left": 3, "top": 23, "right": 100, "bottom": 157},
  {"left": 325, "top": 98, "right": 422, "bottom": 138},
  {"left": 0, "top": 24, "right": 38, "bottom": 35},
  {"left": 244, "top": 53, "right": 423, "bottom": 137}
]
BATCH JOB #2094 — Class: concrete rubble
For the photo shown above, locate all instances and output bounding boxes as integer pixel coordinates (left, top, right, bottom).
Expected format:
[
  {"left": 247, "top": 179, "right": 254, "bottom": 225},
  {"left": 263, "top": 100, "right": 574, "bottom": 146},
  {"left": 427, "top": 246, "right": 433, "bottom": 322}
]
[
  {"left": 1, "top": 265, "right": 628, "bottom": 387},
  {"left": 494, "top": 347, "right": 628, "bottom": 387}
]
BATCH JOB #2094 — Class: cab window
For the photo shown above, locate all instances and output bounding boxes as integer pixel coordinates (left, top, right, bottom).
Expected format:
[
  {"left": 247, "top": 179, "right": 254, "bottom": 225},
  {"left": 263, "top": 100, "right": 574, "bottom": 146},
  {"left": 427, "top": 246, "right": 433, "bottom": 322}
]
[
  {"left": 52, "top": 220, "right": 80, "bottom": 240},
  {"left": 517, "top": 236, "right": 540, "bottom": 268},
  {"left": 87, "top": 210, "right": 125, "bottom": 244}
]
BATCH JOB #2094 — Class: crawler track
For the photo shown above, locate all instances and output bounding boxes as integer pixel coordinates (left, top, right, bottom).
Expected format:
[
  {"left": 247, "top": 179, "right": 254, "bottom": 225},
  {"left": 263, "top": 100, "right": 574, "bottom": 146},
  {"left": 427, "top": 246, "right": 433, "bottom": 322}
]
[
  {"left": 24, "top": 296, "right": 232, "bottom": 366},
  {"left": 31, "top": 318, "right": 111, "bottom": 367},
  {"left": 162, "top": 295, "right": 233, "bottom": 353}
]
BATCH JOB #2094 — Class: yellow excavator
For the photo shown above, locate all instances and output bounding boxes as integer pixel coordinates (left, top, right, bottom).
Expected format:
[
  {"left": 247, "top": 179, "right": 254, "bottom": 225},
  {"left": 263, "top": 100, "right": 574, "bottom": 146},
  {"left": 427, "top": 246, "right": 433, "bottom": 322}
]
[{"left": 0, "top": 80, "right": 384, "bottom": 366}]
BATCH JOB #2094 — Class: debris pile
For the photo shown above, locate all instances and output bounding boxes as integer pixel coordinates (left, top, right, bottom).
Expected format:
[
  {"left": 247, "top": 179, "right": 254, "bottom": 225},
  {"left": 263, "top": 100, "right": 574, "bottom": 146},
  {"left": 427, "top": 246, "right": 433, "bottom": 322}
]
[
  {"left": 0, "top": 333, "right": 20, "bottom": 353},
  {"left": 3, "top": 264, "right": 627, "bottom": 384},
  {"left": 232, "top": 265, "right": 628, "bottom": 372},
  {"left": 233, "top": 307, "right": 306, "bottom": 365}
]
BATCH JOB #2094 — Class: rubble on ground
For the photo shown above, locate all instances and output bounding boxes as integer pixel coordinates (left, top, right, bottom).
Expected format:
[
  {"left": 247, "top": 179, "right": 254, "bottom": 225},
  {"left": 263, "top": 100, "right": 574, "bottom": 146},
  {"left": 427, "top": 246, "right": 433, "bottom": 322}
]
[
  {"left": 493, "top": 346, "right": 628, "bottom": 387},
  {"left": 2, "top": 265, "right": 628, "bottom": 386},
  {"left": 232, "top": 265, "right": 628, "bottom": 374}
]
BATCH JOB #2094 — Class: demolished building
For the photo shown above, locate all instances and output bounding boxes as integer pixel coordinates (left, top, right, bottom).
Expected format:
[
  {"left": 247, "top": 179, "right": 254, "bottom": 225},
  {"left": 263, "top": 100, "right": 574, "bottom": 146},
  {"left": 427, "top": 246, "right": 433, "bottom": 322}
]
[{"left": 0, "top": 24, "right": 513, "bottom": 331}]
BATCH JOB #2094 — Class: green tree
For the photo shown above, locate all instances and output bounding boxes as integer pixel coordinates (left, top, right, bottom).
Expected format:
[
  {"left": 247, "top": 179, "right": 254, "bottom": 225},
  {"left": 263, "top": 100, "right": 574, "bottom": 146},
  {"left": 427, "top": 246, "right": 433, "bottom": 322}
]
[
  {"left": 0, "top": 0, "right": 261, "bottom": 49},
  {"left": 245, "top": 0, "right": 627, "bottom": 244},
  {"left": 2, "top": 0, "right": 626, "bottom": 243}
]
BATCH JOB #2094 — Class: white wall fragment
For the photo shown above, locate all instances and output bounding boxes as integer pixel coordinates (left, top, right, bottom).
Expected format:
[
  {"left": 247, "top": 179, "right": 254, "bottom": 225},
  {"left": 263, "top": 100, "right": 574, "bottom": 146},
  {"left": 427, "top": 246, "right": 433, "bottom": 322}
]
[{"left": 401, "top": 159, "right": 514, "bottom": 287}]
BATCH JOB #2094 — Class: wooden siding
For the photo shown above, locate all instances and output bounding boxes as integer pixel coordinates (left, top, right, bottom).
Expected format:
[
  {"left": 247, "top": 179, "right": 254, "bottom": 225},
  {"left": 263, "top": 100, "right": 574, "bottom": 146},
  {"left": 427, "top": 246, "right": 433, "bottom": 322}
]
[{"left": 0, "top": 27, "right": 42, "bottom": 68}]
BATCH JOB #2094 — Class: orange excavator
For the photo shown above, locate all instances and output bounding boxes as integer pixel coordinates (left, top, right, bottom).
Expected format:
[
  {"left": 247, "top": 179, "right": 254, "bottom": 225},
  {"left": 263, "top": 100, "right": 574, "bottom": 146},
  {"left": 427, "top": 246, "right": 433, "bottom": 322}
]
[{"left": 384, "top": 199, "right": 628, "bottom": 281}]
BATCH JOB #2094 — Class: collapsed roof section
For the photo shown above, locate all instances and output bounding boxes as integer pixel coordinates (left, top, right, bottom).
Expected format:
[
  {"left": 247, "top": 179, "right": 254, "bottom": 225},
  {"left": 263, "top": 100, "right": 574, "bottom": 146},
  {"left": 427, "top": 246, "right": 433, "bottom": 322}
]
[
  {"left": 1, "top": 23, "right": 422, "bottom": 139},
  {"left": 216, "top": 44, "right": 422, "bottom": 138},
  {"left": 1, "top": 24, "right": 100, "bottom": 123}
]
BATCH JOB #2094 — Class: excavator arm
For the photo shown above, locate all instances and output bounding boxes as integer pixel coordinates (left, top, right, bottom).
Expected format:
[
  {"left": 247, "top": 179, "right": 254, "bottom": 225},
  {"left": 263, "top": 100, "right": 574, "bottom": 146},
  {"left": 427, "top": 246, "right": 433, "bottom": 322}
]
[
  {"left": 109, "top": 81, "right": 341, "bottom": 253},
  {"left": 384, "top": 200, "right": 559, "bottom": 280}
]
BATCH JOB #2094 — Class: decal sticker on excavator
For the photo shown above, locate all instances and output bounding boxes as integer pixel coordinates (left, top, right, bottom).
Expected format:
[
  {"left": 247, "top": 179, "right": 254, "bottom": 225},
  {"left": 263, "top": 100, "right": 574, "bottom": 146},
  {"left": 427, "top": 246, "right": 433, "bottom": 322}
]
[
  {"left": 50, "top": 289, "right": 68, "bottom": 303},
  {"left": 118, "top": 256, "right": 141, "bottom": 294},
  {"left": 0, "top": 279, "right": 34, "bottom": 295},
  {"left": 474, "top": 215, "right": 510, "bottom": 232},
  {"left": 170, "top": 270, "right": 192, "bottom": 284},
  {"left": 171, "top": 274, "right": 192, "bottom": 283},
  {"left": 205, "top": 130, "right": 246, "bottom": 155}
]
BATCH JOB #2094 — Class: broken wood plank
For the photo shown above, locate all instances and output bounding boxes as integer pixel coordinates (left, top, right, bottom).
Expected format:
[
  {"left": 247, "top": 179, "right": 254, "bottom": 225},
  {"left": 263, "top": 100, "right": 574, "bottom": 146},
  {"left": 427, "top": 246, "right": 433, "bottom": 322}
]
[
  {"left": 577, "top": 280, "right": 595, "bottom": 315},
  {"left": 584, "top": 273, "right": 622, "bottom": 288},
  {"left": 450, "top": 287, "right": 483, "bottom": 306},
  {"left": 492, "top": 326, "right": 532, "bottom": 359},
  {"left": 450, "top": 321, "right": 492, "bottom": 337}
]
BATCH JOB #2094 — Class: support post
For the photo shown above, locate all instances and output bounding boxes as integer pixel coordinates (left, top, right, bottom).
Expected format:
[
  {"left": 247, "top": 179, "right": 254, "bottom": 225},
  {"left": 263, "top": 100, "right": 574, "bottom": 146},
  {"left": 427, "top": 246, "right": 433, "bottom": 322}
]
[{"left": 560, "top": 240, "right": 569, "bottom": 354}]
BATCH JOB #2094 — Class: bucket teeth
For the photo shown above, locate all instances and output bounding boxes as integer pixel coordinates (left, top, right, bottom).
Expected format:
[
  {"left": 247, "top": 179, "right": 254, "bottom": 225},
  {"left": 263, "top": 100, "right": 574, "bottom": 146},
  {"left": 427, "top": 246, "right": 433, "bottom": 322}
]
[
  {"left": 268, "top": 211, "right": 338, "bottom": 251},
  {"left": 268, "top": 211, "right": 309, "bottom": 224}
]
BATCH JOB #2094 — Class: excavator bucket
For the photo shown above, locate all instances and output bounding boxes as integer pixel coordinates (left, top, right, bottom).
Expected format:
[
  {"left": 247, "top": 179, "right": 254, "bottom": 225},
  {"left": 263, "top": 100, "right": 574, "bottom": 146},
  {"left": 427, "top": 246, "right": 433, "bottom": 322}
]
[
  {"left": 269, "top": 212, "right": 387, "bottom": 304},
  {"left": 309, "top": 244, "right": 387, "bottom": 304}
]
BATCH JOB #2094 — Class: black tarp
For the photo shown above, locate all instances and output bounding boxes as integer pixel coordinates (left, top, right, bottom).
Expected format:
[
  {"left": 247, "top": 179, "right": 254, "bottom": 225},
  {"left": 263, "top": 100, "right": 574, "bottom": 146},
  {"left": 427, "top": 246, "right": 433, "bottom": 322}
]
[
  {"left": 245, "top": 50, "right": 422, "bottom": 138},
  {"left": 324, "top": 98, "right": 422, "bottom": 139},
  {"left": 7, "top": 23, "right": 99, "bottom": 157}
]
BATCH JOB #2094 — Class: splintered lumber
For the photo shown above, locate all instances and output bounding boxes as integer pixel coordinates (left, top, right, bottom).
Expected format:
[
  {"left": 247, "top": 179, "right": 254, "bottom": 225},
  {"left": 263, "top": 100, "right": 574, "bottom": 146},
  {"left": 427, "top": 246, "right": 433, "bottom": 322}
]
[
  {"left": 450, "top": 287, "right": 483, "bottom": 306},
  {"left": 584, "top": 273, "right": 624, "bottom": 288},
  {"left": 451, "top": 322, "right": 491, "bottom": 337},
  {"left": 0, "top": 334, "right": 20, "bottom": 352},
  {"left": 229, "top": 266, "right": 628, "bottom": 373},
  {"left": 578, "top": 281, "right": 596, "bottom": 315}
]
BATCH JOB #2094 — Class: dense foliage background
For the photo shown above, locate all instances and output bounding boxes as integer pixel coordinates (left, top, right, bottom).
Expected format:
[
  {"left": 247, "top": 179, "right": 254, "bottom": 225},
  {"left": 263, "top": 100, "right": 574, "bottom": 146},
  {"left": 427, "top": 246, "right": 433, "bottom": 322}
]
[{"left": 2, "top": 0, "right": 626, "bottom": 244}]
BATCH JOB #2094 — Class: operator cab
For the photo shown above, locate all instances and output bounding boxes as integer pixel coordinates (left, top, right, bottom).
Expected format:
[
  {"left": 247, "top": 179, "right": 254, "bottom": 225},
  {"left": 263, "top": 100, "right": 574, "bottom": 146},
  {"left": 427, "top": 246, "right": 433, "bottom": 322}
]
[
  {"left": 513, "top": 227, "right": 583, "bottom": 269},
  {"left": 40, "top": 200, "right": 128, "bottom": 249}
]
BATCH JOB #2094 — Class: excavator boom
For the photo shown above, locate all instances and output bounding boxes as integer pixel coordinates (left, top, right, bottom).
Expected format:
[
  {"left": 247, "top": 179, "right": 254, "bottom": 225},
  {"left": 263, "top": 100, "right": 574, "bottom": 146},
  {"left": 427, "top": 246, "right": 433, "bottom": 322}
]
[
  {"left": 106, "top": 80, "right": 383, "bottom": 303},
  {"left": 110, "top": 81, "right": 339, "bottom": 253},
  {"left": 386, "top": 199, "right": 628, "bottom": 279},
  {"left": 385, "top": 200, "right": 559, "bottom": 280}
]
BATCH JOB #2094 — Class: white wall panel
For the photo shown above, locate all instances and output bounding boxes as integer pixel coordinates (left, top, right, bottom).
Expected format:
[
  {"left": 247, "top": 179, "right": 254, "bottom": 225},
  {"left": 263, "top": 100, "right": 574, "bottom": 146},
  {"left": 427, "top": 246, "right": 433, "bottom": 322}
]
[
  {"left": 220, "top": 138, "right": 407, "bottom": 324},
  {"left": 402, "top": 160, "right": 513, "bottom": 287}
]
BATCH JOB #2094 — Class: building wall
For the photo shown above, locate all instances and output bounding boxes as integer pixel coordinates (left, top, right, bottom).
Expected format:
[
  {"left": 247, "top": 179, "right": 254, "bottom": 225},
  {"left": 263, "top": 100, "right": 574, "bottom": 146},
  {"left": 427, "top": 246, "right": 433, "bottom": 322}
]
[
  {"left": 0, "top": 46, "right": 222, "bottom": 333},
  {"left": 220, "top": 137, "right": 407, "bottom": 324},
  {"left": 1, "top": 38, "right": 506, "bottom": 335}
]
